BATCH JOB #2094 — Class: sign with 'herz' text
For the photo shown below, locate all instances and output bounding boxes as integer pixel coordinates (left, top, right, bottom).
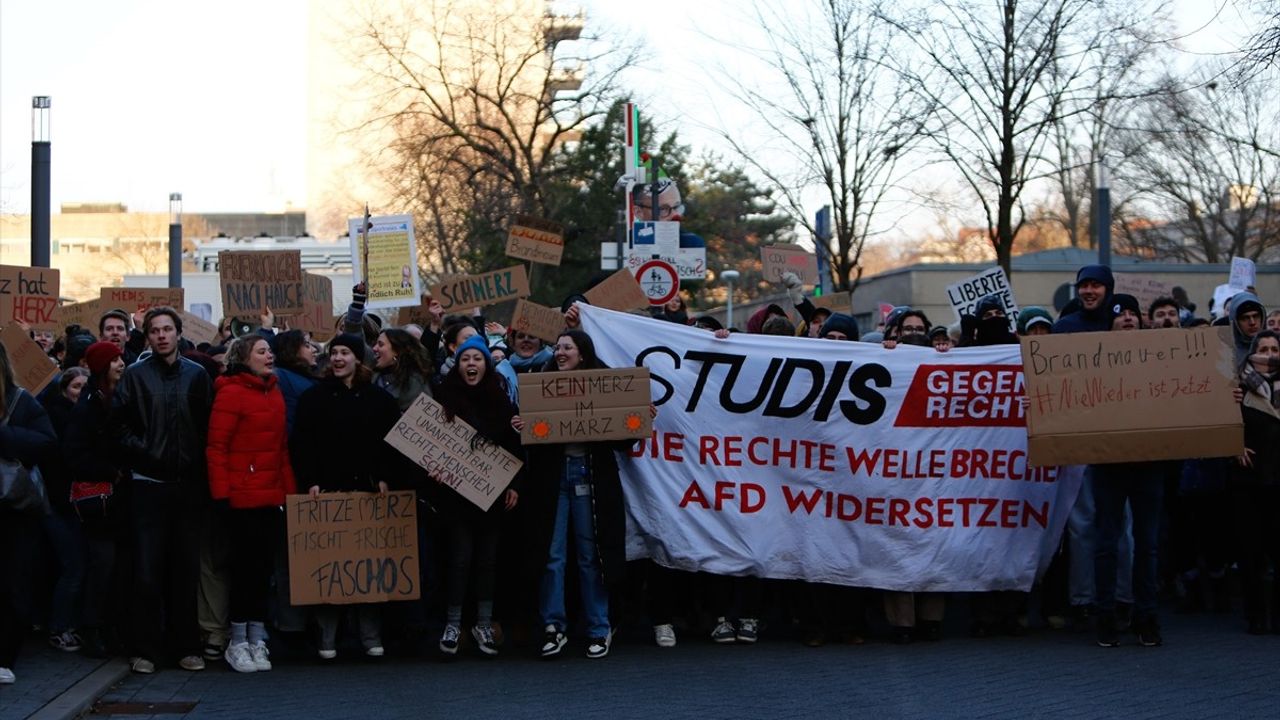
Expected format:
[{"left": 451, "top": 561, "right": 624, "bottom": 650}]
[
  {"left": 0, "top": 265, "right": 60, "bottom": 331},
  {"left": 518, "top": 368, "right": 652, "bottom": 444}
]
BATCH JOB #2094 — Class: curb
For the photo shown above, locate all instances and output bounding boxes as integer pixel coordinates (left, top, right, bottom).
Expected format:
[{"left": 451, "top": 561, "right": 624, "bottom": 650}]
[{"left": 26, "top": 658, "right": 128, "bottom": 720}]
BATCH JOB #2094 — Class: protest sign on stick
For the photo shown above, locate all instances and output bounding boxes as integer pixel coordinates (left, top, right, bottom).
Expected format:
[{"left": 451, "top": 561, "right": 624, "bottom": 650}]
[
  {"left": 0, "top": 323, "right": 57, "bottom": 394},
  {"left": 761, "top": 244, "right": 819, "bottom": 286},
  {"left": 384, "top": 394, "right": 523, "bottom": 511},
  {"left": 518, "top": 368, "right": 652, "bottom": 444},
  {"left": 584, "top": 269, "right": 648, "bottom": 312},
  {"left": 506, "top": 216, "right": 565, "bottom": 266},
  {"left": 285, "top": 491, "right": 420, "bottom": 605},
  {"left": 218, "top": 250, "right": 304, "bottom": 315},
  {"left": 429, "top": 266, "right": 530, "bottom": 313},
  {"left": 349, "top": 213, "right": 420, "bottom": 309},
  {"left": 0, "top": 265, "right": 60, "bottom": 331},
  {"left": 510, "top": 299, "right": 567, "bottom": 344},
  {"left": 1020, "top": 327, "right": 1242, "bottom": 466}
]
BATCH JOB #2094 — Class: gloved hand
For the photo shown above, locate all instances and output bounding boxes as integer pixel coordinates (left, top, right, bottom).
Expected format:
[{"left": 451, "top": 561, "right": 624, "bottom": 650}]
[
  {"left": 780, "top": 272, "right": 805, "bottom": 305},
  {"left": 351, "top": 282, "right": 368, "bottom": 309}
]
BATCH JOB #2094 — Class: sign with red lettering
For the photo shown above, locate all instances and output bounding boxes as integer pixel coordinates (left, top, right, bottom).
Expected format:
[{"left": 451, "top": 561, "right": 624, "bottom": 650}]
[
  {"left": 1020, "top": 327, "right": 1242, "bottom": 466},
  {"left": 518, "top": 368, "right": 651, "bottom": 444},
  {"left": 578, "top": 305, "right": 1079, "bottom": 592},
  {"left": 506, "top": 216, "right": 565, "bottom": 266},
  {"left": 218, "top": 250, "right": 304, "bottom": 316},
  {"left": 100, "top": 287, "right": 185, "bottom": 315},
  {"left": 0, "top": 265, "right": 60, "bottom": 331},
  {"left": 0, "top": 323, "right": 57, "bottom": 394}
]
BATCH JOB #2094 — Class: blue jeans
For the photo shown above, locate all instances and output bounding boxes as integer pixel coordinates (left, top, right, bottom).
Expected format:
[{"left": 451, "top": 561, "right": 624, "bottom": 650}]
[
  {"left": 1068, "top": 467, "right": 1133, "bottom": 606},
  {"left": 1092, "top": 464, "right": 1163, "bottom": 619},
  {"left": 539, "top": 457, "right": 610, "bottom": 638},
  {"left": 43, "top": 510, "right": 85, "bottom": 634}
]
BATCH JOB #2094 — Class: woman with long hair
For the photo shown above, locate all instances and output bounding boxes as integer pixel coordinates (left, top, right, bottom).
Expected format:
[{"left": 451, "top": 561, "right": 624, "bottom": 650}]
[
  {"left": 63, "top": 341, "right": 129, "bottom": 658},
  {"left": 0, "top": 342, "right": 58, "bottom": 684},
  {"left": 206, "top": 335, "right": 296, "bottom": 673},
  {"left": 371, "top": 327, "right": 431, "bottom": 412},
  {"left": 271, "top": 330, "right": 319, "bottom": 434},
  {"left": 513, "top": 330, "right": 641, "bottom": 660},
  {"left": 1232, "top": 329, "right": 1280, "bottom": 634},
  {"left": 431, "top": 335, "right": 522, "bottom": 657},
  {"left": 290, "top": 334, "right": 402, "bottom": 660},
  {"left": 40, "top": 366, "right": 90, "bottom": 652}
]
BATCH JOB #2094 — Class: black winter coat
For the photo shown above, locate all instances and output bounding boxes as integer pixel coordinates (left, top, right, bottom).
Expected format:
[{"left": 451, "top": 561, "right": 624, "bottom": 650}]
[
  {"left": 1234, "top": 404, "right": 1280, "bottom": 486},
  {"left": 289, "top": 378, "right": 402, "bottom": 493},
  {"left": 39, "top": 392, "right": 76, "bottom": 512},
  {"left": 65, "top": 383, "right": 130, "bottom": 488},
  {"left": 0, "top": 383, "right": 57, "bottom": 481},
  {"left": 110, "top": 354, "right": 213, "bottom": 483}
]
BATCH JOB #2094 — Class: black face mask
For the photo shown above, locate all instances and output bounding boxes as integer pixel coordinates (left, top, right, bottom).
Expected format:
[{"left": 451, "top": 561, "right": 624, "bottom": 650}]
[{"left": 976, "top": 316, "right": 1016, "bottom": 345}]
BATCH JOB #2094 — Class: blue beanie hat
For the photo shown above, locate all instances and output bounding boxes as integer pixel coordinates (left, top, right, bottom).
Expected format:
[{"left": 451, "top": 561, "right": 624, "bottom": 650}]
[{"left": 454, "top": 334, "right": 493, "bottom": 365}]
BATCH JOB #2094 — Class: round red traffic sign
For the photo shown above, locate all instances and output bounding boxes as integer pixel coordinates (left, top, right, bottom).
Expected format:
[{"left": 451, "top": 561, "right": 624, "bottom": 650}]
[{"left": 636, "top": 259, "right": 680, "bottom": 306}]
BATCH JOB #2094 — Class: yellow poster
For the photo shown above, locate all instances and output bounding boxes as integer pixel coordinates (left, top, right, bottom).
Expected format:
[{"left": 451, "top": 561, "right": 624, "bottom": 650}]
[{"left": 348, "top": 213, "right": 420, "bottom": 309}]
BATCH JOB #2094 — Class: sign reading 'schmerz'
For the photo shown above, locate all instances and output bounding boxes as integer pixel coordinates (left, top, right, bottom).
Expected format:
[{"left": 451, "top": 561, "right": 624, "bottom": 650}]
[{"left": 429, "top": 265, "right": 530, "bottom": 312}]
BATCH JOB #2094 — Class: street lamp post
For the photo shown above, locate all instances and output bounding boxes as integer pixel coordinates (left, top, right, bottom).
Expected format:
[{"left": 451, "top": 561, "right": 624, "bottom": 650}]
[
  {"left": 31, "top": 97, "right": 51, "bottom": 268},
  {"left": 168, "top": 193, "right": 183, "bottom": 288},
  {"left": 722, "top": 269, "right": 740, "bottom": 330}
]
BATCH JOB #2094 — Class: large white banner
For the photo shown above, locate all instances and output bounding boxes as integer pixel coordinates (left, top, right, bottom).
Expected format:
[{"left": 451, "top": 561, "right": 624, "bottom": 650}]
[{"left": 579, "top": 305, "right": 1080, "bottom": 592}]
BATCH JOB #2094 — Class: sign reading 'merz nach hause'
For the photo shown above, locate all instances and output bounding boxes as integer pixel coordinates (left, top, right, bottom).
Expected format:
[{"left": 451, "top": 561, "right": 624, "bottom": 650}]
[
  {"left": 1019, "top": 327, "right": 1243, "bottom": 466},
  {"left": 518, "top": 368, "right": 652, "bottom": 445}
]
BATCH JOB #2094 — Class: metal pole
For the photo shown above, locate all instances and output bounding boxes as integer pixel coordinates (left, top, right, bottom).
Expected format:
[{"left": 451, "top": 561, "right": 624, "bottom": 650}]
[
  {"left": 726, "top": 279, "right": 734, "bottom": 329},
  {"left": 1095, "top": 157, "right": 1111, "bottom": 267},
  {"left": 30, "top": 97, "right": 51, "bottom": 268},
  {"left": 168, "top": 193, "right": 183, "bottom": 288}
]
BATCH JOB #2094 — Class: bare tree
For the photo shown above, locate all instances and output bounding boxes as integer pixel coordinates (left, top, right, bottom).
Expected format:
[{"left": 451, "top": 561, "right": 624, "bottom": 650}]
[
  {"left": 712, "top": 0, "right": 932, "bottom": 292},
  {"left": 349, "top": 0, "right": 640, "bottom": 276},
  {"left": 883, "top": 0, "right": 1132, "bottom": 275},
  {"left": 1118, "top": 73, "right": 1280, "bottom": 262}
]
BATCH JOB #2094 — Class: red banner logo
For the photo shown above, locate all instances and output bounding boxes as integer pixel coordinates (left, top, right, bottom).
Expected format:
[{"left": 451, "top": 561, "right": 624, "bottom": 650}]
[{"left": 894, "top": 364, "right": 1026, "bottom": 427}]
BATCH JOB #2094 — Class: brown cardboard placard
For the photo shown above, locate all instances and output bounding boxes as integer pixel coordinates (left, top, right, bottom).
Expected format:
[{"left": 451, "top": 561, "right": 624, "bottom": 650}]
[
  {"left": 0, "top": 265, "right": 60, "bottom": 331},
  {"left": 510, "top": 299, "right": 566, "bottom": 344},
  {"left": 505, "top": 215, "right": 565, "bottom": 266},
  {"left": 99, "top": 287, "right": 185, "bottom": 315},
  {"left": 429, "top": 265, "right": 530, "bottom": 313},
  {"left": 384, "top": 394, "right": 523, "bottom": 511},
  {"left": 1112, "top": 274, "right": 1171, "bottom": 316},
  {"left": 1020, "top": 327, "right": 1242, "bottom": 466},
  {"left": 218, "top": 250, "right": 304, "bottom": 315},
  {"left": 0, "top": 323, "right": 58, "bottom": 395},
  {"left": 58, "top": 299, "right": 102, "bottom": 333},
  {"left": 761, "top": 244, "right": 819, "bottom": 286},
  {"left": 583, "top": 269, "right": 648, "bottom": 312},
  {"left": 811, "top": 291, "right": 853, "bottom": 315},
  {"left": 518, "top": 368, "right": 652, "bottom": 444},
  {"left": 180, "top": 312, "right": 219, "bottom": 346},
  {"left": 282, "top": 273, "right": 334, "bottom": 341},
  {"left": 285, "top": 491, "right": 420, "bottom": 606}
]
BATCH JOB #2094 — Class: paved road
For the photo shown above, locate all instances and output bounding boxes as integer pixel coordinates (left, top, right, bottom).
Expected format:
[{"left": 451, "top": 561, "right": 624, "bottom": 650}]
[{"left": 51, "top": 609, "right": 1280, "bottom": 720}]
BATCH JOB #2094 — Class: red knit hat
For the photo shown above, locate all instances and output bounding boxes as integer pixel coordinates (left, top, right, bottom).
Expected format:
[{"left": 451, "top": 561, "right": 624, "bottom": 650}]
[{"left": 84, "top": 341, "right": 123, "bottom": 376}]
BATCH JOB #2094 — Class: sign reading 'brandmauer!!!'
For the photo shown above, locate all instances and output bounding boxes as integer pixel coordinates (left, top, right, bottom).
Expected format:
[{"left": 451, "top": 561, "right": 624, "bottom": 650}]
[
  {"left": 518, "top": 368, "right": 652, "bottom": 445},
  {"left": 429, "top": 266, "right": 530, "bottom": 313},
  {"left": 286, "top": 491, "right": 420, "bottom": 606},
  {"left": 218, "top": 250, "right": 304, "bottom": 315},
  {"left": 384, "top": 394, "right": 523, "bottom": 511},
  {"left": 0, "top": 265, "right": 60, "bottom": 331},
  {"left": 506, "top": 216, "right": 565, "bottom": 266},
  {"left": 1020, "top": 327, "right": 1242, "bottom": 466},
  {"left": 510, "top": 299, "right": 566, "bottom": 344},
  {"left": 0, "top": 323, "right": 58, "bottom": 395}
]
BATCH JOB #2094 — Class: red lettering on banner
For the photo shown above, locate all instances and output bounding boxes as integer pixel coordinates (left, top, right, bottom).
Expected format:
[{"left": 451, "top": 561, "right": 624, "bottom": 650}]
[
  {"left": 633, "top": 431, "right": 686, "bottom": 462},
  {"left": 777, "top": 487, "right": 1050, "bottom": 529},
  {"left": 678, "top": 481, "right": 709, "bottom": 509},
  {"left": 782, "top": 486, "right": 822, "bottom": 514},
  {"left": 894, "top": 365, "right": 1026, "bottom": 427}
]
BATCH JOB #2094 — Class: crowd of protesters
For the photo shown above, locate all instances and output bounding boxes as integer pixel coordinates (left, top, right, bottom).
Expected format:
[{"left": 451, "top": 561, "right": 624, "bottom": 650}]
[{"left": 0, "top": 258, "right": 1275, "bottom": 686}]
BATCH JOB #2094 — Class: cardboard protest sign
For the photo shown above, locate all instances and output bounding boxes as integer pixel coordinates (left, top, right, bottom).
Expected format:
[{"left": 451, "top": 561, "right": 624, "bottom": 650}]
[
  {"left": 284, "top": 273, "right": 335, "bottom": 341},
  {"left": 945, "top": 266, "right": 1018, "bottom": 322},
  {"left": 1020, "top": 327, "right": 1242, "bottom": 466},
  {"left": 0, "top": 265, "right": 60, "bottom": 331},
  {"left": 506, "top": 216, "right": 565, "bottom": 266},
  {"left": 100, "top": 287, "right": 184, "bottom": 315},
  {"left": 1230, "top": 257, "right": 1257, "bottom": 290},
  {"left": 761, "top": 244, "right": 819, "bottom": 286},
  {"left": 584, "top": 269, "right": 648, "bottom": 312},
  {"left": 811, "top": 291, "right": 853, "bottom": 315},
  {"left": 384, "top": 394, "right": 523, "bottom": 511},
  {"left": 510, "top": 299, "right": 566, "bottom": 344},
  {"left": 0, "top": 323, "right": 57, "bottom": 395},
  {"left": 429, "top": 265, "right": 530, "bottom": 313},
  {"left": 518, "top": 368, "right": 652, "bottom": 444},
  {"left": 58, "top": 299, "right": 102, "bottom": 333},
  {"left": 218, "top": 250, "right": 304, "bottom": 316},
  {"left": 1112, "top": 274, "right": 1170, "bottom": 316},
  {"left": 285, "top": 491, "right": 420, "bottom": 605},
  {"left": 179, "top": 312, "right": 218, "bottom": 346},
  {"left": 349, "top": 214, "right": 420, "bottom": 309}
]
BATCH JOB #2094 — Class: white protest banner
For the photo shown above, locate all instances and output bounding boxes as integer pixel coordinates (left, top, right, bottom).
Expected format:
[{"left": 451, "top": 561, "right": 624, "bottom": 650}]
[
  {"left": 945, "top": 266, "right": 1018, "bottom": 323},
  {"left": 1229, "top": 257, "right": 1257, "bottom": 290},
  {"left": 384, "top": 394, "right": 523, "bottom": 511},
  {"left": 578, "top": 305, "right": 1079, "bottom": 591},
  {"left": 349, "top": 214, "right": 420, "bottom": 309}
]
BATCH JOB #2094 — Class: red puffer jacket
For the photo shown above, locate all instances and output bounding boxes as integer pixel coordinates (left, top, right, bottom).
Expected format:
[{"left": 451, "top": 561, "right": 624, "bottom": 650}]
[{"left": 207, "top": 371, "right": 296, "bottom": 508}]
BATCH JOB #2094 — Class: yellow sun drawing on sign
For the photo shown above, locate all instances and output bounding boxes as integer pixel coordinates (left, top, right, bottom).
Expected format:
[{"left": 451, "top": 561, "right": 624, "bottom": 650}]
[
  {"left": 531, "top": 420, "right": 552, "bottom": 439},
  {"left": 624, "top": 413, "right": 644, "bottom": 431}
]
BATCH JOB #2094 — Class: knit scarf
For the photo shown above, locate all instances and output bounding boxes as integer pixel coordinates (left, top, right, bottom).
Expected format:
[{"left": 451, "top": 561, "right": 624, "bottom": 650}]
[{"left": 1240, "top": 354, "right": 1280, "bottom": 420}]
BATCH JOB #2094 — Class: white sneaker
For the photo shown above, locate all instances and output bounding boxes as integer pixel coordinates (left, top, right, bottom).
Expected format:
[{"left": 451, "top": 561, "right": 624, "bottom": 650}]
[
  {"left": 178, "top": 655, "right": 205, "bottom": 671},
  {"left": 653, "top": 623, "right": 677, "bottom": 648},
  {"left": 0, "top": 667, "right": 14, "bottom": 684},
  {"left": 365, "top": 645, "right": 384, "bottom": 657},
  {"left": 225, "top": 642, "right": 257, "bottom": 673},
  {"left": 317, "top": 649, "right": 337, "bottom": 660},
  {"left": 249, "top": 642, "right": 272, "bottom": 671},
  {"left": 130, "top": 657, "right": 155, "bottom": 674}
]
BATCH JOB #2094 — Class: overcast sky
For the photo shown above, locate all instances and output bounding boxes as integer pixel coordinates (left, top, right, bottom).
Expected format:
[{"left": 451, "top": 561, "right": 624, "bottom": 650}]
[{"left": 0, "top": 0, "right": 1249, "bottom": 224}]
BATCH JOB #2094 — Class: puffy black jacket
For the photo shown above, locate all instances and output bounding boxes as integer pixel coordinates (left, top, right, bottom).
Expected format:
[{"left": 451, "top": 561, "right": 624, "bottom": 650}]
[
  {"left": 289, "top": 378, "right": 403, "bottom": 493},
  {"left": 0, "top": 383, "right": 57, "bottom": 468},
  {"left": 110, "top": 354, "right": 213, "bottom": 483}
]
